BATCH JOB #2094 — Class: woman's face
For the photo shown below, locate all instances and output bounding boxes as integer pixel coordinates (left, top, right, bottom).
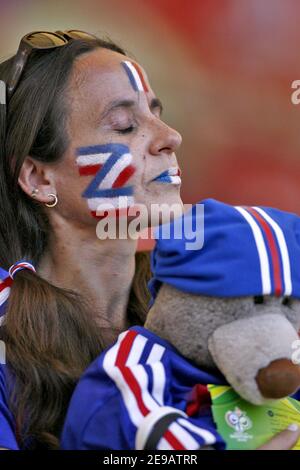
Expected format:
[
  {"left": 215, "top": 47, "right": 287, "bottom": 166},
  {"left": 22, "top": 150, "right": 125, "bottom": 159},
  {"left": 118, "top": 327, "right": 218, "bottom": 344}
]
[{"left": 44, "top": 48, "right": 182, "bottom": 227}]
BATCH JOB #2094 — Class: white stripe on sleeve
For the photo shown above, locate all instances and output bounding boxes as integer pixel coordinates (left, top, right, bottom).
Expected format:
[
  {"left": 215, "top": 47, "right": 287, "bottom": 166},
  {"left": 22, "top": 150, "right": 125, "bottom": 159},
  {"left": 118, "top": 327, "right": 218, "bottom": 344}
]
[
  {"left": 146, "top": 343, "right": 165, "bottom": 364},
  {"left": 135, "top": 406, "right": 187, "bottom": 450},
  {"left": 146, "top": 343, "right": 166, "bottom": 405},
  {"left": 168, "top": 421, "right": 199, "bottom": 450},
  {"left": 103, "top": 332, "right": 166, "bottom": 428},
  {"left": 126, "top": 334, "right": 147, "bottom": 367},
  {"left": 178, "top": 418, "right": 216, "bottom": 445},
  {"left": 103, "top": 331, "right": 144, "bottom": 426},
  {"left": 157, "top": 438, "right": 173, "bottom": 450},
  {"left": 148, "top": 362, "right": 166, "bottom": 406}
]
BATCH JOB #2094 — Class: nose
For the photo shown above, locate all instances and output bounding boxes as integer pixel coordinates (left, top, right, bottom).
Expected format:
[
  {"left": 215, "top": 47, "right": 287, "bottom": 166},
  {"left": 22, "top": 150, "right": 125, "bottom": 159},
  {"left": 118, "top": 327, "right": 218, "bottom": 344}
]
[
  {"left": 256, "top": 358, "right": 300, "bottom": 399},
  {"left": 149, "top": 120, "right": 182, "bottom": 157}
]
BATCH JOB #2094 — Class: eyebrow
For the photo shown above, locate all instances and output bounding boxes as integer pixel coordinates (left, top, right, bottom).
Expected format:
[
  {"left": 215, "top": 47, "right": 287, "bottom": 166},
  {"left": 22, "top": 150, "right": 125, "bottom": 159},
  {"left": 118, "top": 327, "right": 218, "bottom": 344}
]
[{"left": 101, "top": 97, "right": 164, "bottom": 119}]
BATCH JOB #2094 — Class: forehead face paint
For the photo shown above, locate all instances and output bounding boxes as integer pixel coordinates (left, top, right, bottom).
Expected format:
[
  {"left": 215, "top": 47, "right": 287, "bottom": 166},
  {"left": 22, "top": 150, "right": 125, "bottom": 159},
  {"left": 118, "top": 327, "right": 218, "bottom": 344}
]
[
  {"left": 76, "top": 143, "right": 136, "bottom": 218},
  {"left": 121, "top": 61, "right": 149, "bottom": 93}
]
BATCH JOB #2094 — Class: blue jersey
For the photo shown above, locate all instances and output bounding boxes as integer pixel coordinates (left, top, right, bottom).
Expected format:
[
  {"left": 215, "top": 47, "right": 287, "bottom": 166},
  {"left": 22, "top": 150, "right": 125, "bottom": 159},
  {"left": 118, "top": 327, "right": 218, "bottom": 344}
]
[
  {"left": 0, "top": 365, "right": 19, "bottom": 450},
  {"left": 61, "top": 326, "right": 226, "bottom": 450}
]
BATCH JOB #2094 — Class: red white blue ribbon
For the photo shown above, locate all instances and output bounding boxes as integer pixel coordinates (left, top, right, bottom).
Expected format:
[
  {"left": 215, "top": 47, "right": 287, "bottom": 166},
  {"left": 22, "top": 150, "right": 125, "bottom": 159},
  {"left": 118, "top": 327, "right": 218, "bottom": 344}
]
[
  {"left": 8, "top": 260, "right": 36, "bottom": 280},
  {"left": 0, "top": 261, "right": 36, "bottom": 324}
]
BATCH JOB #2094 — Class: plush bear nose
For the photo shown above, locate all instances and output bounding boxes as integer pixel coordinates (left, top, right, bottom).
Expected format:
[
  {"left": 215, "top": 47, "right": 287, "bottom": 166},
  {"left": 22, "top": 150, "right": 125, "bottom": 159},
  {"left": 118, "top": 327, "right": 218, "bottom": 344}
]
[{"left": 256, "top": 358, "right": 300, "bottom": 399}]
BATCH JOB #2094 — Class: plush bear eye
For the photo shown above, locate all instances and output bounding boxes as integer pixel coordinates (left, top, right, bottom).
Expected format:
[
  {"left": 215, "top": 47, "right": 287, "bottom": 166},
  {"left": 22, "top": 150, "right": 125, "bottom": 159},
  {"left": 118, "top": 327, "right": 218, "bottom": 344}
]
[
  {"left": 254, "top": 296, "right": 264, "bottom": 304},
  {"left": 282, "top": 296, "right": 292, "bottom": 307}
]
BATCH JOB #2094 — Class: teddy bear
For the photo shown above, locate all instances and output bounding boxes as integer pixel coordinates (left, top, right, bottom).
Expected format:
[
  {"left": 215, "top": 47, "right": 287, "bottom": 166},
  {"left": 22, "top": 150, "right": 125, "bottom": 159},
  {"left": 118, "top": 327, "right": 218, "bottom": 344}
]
[{"left": 61, "top": 199, "right": 300, "bottom": 450}]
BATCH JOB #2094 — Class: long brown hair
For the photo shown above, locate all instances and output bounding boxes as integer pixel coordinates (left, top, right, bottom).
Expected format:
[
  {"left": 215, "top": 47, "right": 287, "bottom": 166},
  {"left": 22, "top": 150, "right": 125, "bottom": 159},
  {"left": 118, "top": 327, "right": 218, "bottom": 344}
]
[{"left": 0, "top": 37, "right": 151, "bottom": 449}]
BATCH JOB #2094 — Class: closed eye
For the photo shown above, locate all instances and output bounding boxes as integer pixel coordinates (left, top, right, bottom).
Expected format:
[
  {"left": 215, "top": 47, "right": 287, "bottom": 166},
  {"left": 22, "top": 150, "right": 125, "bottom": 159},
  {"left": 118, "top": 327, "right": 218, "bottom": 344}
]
[{"left": 117, "top": 125, "right": 136, "bottom": 135}]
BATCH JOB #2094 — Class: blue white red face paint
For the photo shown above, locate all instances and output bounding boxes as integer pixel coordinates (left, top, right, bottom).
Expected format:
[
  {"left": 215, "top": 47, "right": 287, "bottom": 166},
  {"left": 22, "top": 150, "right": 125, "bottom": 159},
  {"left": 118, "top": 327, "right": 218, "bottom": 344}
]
[
  {"left": 151, "top": 167, "right": 181, "bottom": 185},
  {"left": 121, "top": 61, "right": 149, "bottom": 93},
  {"left": 76, "top": 143, "right": 136, "bottom": 218}
]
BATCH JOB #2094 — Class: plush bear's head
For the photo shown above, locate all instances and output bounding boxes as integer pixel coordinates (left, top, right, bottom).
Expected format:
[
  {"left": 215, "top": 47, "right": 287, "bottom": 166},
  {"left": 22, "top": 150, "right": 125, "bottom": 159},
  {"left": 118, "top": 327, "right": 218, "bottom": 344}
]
[{"left": 145, "top": 199, "right": 300, "bottom": 405}]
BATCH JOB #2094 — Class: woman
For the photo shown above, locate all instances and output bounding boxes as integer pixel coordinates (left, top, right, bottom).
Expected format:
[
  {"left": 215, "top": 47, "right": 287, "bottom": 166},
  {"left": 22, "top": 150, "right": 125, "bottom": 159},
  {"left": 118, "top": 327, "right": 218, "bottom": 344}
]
[
  {"left": 0, "top": 29, "right": 298, "bottom": 451},
  {"left": 0, "top": 29, "right": 182, "bottom": 449}
]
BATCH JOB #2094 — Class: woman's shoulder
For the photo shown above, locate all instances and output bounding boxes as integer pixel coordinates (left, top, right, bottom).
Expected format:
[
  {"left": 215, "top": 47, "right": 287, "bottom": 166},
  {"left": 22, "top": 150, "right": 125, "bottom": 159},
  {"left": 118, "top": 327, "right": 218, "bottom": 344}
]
[{"left": 0, "top": 365, "right": 19, "bottom": 450}]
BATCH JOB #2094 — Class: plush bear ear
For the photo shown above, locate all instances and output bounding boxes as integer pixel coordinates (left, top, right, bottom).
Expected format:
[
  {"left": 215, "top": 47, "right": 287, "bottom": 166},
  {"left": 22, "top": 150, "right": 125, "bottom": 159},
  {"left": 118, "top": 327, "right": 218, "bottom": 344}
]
[{"left": 208, "top": 313, "right": 300, "bottom": 405}]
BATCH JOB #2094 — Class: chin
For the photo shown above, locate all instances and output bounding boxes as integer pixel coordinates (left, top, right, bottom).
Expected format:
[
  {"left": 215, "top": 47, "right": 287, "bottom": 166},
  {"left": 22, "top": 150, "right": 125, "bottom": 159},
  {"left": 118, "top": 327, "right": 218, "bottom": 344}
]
[{"left": 135, "top": 187, "right": 184, "bottom": 227}]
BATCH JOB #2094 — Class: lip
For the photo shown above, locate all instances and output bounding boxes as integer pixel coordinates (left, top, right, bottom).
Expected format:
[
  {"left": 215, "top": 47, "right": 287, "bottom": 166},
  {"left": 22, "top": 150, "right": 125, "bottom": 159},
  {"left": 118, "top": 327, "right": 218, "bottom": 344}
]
[{"left": 151, "top": 167, "right": 182, "bottom": 185}]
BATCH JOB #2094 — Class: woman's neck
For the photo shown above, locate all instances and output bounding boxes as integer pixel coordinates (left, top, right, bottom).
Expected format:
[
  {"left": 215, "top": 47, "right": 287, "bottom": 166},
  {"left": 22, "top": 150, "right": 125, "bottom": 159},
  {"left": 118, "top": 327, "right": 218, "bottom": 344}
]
[{"left": 37, "top": 217, "right": 138, "bottom": 334}]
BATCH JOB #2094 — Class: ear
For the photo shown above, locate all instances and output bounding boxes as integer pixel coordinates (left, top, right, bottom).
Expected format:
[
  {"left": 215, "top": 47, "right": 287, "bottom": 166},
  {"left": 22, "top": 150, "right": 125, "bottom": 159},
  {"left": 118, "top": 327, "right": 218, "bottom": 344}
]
[{"left": 18, "top": 156, "right": 57, "bottom": 204}]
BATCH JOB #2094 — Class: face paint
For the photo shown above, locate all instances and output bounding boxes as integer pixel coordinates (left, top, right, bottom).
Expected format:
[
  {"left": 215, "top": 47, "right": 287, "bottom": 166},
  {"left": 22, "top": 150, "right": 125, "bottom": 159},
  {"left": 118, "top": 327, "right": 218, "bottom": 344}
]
[
  {"left": 76, "top": 143, "right": 136, "bottom": 218},
  {"left": 150, "top": 167, "right": 182, "bottom": 185},
  {"left": 121, "top": 61, "right": 149, "bottom": 93}
]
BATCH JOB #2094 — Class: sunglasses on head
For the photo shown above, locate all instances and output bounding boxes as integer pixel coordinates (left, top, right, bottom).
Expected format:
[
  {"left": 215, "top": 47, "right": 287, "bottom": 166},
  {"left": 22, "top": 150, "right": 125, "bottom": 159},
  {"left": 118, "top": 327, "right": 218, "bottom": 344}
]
[{"left": 5, "top": 29, "right": 98, "bottom": 101}]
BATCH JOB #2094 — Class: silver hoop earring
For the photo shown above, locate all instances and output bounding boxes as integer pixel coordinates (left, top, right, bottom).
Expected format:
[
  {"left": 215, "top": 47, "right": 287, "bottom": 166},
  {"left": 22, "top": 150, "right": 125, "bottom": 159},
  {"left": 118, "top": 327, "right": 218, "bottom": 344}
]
[{"left": 45, "top": 193, "right": 58, "bottom": 208}]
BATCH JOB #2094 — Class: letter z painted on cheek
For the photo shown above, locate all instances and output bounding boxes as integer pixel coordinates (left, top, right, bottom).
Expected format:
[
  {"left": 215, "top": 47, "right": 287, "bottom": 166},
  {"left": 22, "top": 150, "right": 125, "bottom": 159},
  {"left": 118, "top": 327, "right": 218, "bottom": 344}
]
[{"left": 76, "top": 143, "right": 136, "bottom": 218}]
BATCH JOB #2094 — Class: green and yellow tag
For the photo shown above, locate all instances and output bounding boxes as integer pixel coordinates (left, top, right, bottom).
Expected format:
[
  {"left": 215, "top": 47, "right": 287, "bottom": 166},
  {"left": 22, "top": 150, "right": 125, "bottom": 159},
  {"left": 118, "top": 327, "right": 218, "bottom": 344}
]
[{"left": 208, "top": 384, "right": 300, "bottom": 450}]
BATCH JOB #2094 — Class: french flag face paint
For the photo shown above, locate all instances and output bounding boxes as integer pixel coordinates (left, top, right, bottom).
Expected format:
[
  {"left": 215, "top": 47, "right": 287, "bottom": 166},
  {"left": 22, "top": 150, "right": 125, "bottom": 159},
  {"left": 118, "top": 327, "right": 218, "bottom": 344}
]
[
  {"left": 151, "top": 167, "right": 181, "bottom": 185},
  {"left": 122, "top": 61, "right": 149, "bottom": 93},
  {"left": 76, "top": 143, "right": 136, "bottom": 218}
]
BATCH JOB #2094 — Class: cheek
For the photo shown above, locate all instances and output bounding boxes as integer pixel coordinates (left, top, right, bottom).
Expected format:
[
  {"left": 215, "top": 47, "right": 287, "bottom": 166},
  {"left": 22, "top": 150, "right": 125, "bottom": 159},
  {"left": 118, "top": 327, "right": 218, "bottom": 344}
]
[
  {"left": 128, "top": 153, "right": 146, "bottom": 185},
  {"left": 74, "top": 143, "right": 138, "bottom": 218},
  {"left": 53, "top": 175, "right": 91, "bottom": 223},
  {"left": 55, "top": 160, "right": 86, "bottom": 204}
]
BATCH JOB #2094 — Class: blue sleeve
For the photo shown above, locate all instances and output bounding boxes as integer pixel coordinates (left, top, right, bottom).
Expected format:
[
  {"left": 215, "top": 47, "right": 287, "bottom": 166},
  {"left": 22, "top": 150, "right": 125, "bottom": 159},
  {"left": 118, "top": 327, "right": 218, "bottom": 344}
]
[
  {"left": 0, "top": 366, "right": 19, "bottom": 450},
  {"left": 61, "top": 329, "right": 224, "bottom": 450}
]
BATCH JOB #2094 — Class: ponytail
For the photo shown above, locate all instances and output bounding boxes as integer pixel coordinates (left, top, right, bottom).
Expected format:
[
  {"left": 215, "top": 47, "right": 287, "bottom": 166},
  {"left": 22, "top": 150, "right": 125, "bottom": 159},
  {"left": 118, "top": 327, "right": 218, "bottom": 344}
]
[{"left": 1, "top": 270, "right": 104, "bottom": 448}]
